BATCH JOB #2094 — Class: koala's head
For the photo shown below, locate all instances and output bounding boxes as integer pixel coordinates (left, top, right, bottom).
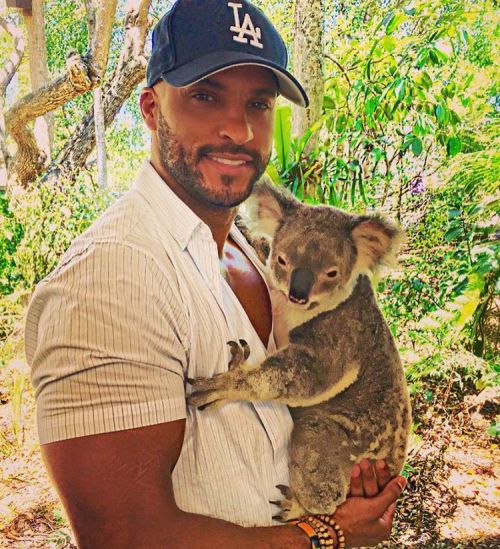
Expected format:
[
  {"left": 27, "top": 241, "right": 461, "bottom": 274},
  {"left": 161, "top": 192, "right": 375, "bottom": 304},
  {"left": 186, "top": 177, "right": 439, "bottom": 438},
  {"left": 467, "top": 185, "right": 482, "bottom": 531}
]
[{"left": 243, "top": 176, "right": 403, "bottom": 310}]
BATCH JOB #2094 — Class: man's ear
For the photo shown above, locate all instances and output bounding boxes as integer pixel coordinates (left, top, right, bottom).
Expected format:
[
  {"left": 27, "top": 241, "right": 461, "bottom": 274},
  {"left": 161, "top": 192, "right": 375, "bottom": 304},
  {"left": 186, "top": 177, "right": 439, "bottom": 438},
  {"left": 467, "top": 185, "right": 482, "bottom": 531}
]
[
  {"left": 243, "top": 175, "right": 299, "bottom": 239},
  {"left": 140, "top": 87, "right": 159, "bottom": 131},
  {"left": 351, "top": 214, "right": 404, "bottom": 273}
]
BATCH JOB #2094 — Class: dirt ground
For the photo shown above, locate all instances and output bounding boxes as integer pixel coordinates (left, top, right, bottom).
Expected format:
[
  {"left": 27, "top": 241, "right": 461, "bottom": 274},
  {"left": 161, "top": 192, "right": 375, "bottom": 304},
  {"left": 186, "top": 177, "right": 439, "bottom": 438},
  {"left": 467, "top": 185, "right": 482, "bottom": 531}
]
[{"left": 0, "top": 353, "right": 498, "bottom": 548}]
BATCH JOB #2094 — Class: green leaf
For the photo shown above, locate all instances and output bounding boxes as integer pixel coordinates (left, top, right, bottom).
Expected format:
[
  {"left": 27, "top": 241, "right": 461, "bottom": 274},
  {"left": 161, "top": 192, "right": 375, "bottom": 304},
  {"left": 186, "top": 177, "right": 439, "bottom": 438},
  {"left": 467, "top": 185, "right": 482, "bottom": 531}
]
[
  {"left": 273, "top": 106, "right": 292, "bottom": 173},
  {"left": 447, "top": 137, "right": 462, "bottom": 157},
  {"left": 358, "top": 174, "right": 368, "bottom": 204},
  {"left": 265, "top": 163, "right": 281, "bottom": 185},
  {"left": 386, "top": 13, "right": 407, "bottom": 34},
  {"left": 487, "top": 421, "right": 500, "bottom": 438},
  {"left": 411, "top": 138, "right": 423, "bottom": 156},
  {"left": 323, "top": 95, "right": 335, "bottom": 109},
  {"left": 435, "top": 104, "right": 447, "bottom": 123},
  {"left": 379, "top": 35, "right": 397, "bottom": 52},
  {"left": 448, "top": 208, "right": 461, "bottom": 219},
  {"left": 395, "top": 78, "right": 406, "bottom": 101},
  {"left": 365, "top": 97, "right": 378, "bottom": 117},
  {"left": 417, "top": 71, "right": 433, "bottom": 90},
  {"left": 444, "top": 226, "right": 463, "bottom": 241},
  {"left": 371, "top": 147, "right": 385, "bottom": 162}
]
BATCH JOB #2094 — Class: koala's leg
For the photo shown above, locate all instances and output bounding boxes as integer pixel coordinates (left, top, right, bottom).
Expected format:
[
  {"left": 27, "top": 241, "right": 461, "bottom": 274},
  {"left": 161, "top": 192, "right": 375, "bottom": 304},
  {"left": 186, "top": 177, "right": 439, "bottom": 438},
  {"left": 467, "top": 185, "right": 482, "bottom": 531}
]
[
  {"left": 288, "top": 420, "right": 352, "bottom": 516},
  {"left": 189, "top": 344, "right": 325, "bottom": 409}
]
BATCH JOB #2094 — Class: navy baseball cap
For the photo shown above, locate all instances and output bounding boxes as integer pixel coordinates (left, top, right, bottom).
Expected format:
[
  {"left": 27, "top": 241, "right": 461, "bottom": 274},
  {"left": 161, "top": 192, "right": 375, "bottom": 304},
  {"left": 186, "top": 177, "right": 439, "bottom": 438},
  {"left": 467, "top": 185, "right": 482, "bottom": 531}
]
[{"left": 147, "top": 0, "right": 309, "bottom": 107}]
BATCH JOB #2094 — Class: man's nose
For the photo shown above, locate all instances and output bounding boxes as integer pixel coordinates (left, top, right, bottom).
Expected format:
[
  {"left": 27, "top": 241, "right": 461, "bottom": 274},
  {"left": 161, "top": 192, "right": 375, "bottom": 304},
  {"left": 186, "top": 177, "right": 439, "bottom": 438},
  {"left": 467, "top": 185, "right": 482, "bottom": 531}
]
[{"left": 218, "top": 108, "right": 254, "bottom": 145}]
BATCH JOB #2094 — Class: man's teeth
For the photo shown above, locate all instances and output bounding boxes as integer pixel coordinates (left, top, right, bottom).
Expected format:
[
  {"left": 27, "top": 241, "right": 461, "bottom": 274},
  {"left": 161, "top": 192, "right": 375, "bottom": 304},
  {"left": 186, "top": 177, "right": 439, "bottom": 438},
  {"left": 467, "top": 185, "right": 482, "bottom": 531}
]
[{"left": 208, "top": 156, "right": 247, "bottom": 166}]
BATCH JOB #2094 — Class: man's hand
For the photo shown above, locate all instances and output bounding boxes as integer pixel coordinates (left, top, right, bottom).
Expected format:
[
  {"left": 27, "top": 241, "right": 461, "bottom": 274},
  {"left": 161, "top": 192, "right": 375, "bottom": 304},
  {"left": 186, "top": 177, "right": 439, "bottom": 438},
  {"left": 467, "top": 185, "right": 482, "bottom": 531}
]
[
  {"left": 328, "top": 459, "right": 406, "bottom": 547},
  {"left": 349, "top": 458, "right": 393, "bottom": 497}
]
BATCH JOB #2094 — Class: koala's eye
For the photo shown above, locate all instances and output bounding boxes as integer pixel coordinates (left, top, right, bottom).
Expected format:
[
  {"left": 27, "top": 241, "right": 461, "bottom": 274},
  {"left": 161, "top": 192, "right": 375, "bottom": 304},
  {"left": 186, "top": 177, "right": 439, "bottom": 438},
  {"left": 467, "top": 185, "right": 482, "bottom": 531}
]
[
  {"left": 278, "top": 255, "right": 287, "bottom": 266},
  {"left": 327, "top": 269, "right": 338, "bottom": 278}
]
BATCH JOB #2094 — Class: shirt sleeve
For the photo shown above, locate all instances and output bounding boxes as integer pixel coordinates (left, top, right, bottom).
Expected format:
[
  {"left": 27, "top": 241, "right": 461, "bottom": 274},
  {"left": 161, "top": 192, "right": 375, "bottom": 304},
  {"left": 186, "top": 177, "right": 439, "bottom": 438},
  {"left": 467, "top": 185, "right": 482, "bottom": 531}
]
[{"left": 25, "top": 241, "right": 189, "bottom": 444}]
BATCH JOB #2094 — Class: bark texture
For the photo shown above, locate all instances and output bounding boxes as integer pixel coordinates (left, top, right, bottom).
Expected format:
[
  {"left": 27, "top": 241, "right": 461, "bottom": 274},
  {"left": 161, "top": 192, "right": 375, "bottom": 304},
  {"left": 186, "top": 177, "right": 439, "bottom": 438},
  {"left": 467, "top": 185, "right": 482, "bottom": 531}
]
[
  {"left": 23, "top": 0, "right": 53, "bottom": 160},
  {"left": 41, "top": 0, "right": 150, "bottom": 186},
  {"left": 291, "top": 0, "right": 324, "bottom": 148},
  {"left": 85, "top": 0, "right": 108, "bottom": 189},
  {"left": 0, "top": 12, "right": 25, "bottom": 186},
  {"left": 5, "top": 0, "right": 117, "bottom": 187}
]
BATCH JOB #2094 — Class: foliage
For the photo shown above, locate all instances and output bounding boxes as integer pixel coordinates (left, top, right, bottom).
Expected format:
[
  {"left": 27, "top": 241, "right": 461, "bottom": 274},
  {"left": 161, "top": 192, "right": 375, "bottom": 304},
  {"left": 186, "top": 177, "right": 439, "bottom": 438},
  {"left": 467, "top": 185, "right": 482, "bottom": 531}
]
[
  {"left": 8, "top": 175, "right": 111, "bottom": 289},
  {"left": 416, "top": 150, "right": 499, "bottom": 357},
  {"left": 270, "top": 0, "right": 497, "bottom": 215},
  {"left": 379, "top": 148, "right": 499, "bottom": 362},
  {"left": 0, "top": 191, "right": 24, "bottom": 294}
]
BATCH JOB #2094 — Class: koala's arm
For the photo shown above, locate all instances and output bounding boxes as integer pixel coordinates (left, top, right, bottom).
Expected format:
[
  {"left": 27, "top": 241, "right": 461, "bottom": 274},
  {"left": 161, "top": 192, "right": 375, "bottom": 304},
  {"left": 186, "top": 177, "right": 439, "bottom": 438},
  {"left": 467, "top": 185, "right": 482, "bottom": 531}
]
[{"left": 189, "top": 343, "right": 360, "bottom": 409}]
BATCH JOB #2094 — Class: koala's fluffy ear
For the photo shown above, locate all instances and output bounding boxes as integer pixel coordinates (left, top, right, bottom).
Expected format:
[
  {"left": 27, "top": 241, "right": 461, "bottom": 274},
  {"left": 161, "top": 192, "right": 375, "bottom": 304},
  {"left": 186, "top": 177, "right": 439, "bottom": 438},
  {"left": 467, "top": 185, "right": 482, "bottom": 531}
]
[
  {"left": 243, "top": 175, "right": 299, "bottom": 239},
  {"left": 351, "top": 214, "right": 404, "bottom": 273}
]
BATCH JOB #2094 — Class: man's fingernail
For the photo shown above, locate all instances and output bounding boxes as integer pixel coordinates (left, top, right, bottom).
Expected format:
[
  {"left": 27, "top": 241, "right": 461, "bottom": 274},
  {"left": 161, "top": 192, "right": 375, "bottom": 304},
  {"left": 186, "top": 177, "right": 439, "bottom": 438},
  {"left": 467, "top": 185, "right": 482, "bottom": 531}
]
[{"left": 396, "top": 478, "right": 407, "bottom": 491}]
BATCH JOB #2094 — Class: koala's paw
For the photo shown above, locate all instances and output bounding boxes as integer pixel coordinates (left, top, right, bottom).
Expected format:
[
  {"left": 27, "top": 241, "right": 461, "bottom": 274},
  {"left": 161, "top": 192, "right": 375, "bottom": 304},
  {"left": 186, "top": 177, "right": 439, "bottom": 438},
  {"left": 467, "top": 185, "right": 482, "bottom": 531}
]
[
  {"left": 270, "top": 485, "right": 306, "bottom": 522},
  {"left": 227, "top": 339, "right": 250, "bottom": 370},
  {"left": 187, "top": 373, "right": 229, "bottom": 410}
]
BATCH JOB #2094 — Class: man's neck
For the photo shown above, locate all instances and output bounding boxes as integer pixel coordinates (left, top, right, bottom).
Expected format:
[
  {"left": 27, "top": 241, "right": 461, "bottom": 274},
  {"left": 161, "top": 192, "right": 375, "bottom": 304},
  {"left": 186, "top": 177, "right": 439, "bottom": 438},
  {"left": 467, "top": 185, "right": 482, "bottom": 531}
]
[{"left": 150, "top": 158, "right": 237, "bottom": 257}]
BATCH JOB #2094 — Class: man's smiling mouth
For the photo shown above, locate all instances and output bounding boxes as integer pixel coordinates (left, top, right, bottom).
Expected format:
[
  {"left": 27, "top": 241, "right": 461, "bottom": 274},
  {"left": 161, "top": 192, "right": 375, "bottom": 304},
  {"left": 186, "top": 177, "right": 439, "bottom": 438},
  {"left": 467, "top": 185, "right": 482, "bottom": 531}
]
[{"left": 206, "top": 154, "right": 253, "bottom": 167}]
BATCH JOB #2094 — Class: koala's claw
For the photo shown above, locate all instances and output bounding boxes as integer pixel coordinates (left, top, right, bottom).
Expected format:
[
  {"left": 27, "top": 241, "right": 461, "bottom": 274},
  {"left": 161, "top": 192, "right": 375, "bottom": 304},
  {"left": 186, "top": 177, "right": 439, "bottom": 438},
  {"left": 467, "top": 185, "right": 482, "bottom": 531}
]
[
  {"left": 239, "top": 339, "right": 251, "bottom": 360},
  {"left": 188, "top": 374, "right": 225, "bottom": 409},
  {"left": 276, "top": 484, "right": 292, "bottom": 498},
  {"left": 227, "top": 339, "right": 251, "bottom": 369},
  {"left": 272, "top": 485, "right": 306, "bottom": 521}
]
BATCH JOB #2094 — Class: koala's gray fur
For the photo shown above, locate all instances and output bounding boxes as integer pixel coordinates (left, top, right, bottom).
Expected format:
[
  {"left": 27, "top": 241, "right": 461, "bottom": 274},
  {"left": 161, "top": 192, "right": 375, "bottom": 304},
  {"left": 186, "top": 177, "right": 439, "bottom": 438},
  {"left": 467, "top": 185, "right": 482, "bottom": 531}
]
[{"left": 189, "top": 176, "right": 412, "bottom": 520}]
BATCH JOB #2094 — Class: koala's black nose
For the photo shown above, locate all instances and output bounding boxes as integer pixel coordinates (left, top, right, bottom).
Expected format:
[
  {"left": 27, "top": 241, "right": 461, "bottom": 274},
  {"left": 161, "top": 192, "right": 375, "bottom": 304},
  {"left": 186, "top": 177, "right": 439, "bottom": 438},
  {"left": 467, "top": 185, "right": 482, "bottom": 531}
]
[{"left": 289, "top": 268, "right": 314, "bottom": 304}]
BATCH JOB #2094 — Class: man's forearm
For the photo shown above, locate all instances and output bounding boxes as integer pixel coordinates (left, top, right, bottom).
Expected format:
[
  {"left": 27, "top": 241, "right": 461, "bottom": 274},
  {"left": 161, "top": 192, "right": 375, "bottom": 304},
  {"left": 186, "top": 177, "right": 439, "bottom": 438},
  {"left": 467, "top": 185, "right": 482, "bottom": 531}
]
[{"left": 77, "top": 507, "right": 310, "bottom": 549}]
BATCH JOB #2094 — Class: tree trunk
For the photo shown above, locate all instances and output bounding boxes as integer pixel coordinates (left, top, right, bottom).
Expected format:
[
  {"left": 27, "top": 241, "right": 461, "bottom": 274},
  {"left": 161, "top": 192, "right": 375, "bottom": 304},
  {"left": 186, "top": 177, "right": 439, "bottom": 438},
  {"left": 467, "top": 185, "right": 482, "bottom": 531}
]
[
  {"left": 85, "top": 0, "right": 108, "bottom": 189},
  {"left": 291, "top": 0, "right": 324, "bottom": 149},
  {"left": 93, "top": 87, "right": 108, "bottom": 189},
  {"left": 0, "top": 10, "right": 25, "bottom": 187},
  {"left": 23, "top": 0, "right": 53, "bottom": 162}
]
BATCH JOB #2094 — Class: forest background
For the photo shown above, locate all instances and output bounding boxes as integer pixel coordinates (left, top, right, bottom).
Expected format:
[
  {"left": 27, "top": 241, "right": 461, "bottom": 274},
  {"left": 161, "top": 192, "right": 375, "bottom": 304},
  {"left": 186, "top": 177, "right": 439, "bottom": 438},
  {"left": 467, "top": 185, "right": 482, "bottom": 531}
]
[{"left": 0, "top": 0, "right": 498, "bottom": 547}]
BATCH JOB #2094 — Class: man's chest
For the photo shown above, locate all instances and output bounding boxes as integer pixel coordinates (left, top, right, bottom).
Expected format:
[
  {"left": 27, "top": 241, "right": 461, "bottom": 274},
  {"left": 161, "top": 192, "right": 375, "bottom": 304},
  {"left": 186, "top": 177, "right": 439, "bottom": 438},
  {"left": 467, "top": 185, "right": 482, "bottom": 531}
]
[{"left": 221, "top": 237, "right": 272, "bottom": 347}]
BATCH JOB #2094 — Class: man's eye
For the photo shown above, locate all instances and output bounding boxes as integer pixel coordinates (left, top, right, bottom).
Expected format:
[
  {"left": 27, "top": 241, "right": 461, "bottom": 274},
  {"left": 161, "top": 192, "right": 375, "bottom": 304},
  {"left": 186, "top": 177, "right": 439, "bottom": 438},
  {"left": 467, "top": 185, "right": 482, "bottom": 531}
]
[
  {"left": 250, "top": 101, "right": 270, "bottom": 110},
  {"left": 192, "top": 93, "right": 215, "bottom": 102}
]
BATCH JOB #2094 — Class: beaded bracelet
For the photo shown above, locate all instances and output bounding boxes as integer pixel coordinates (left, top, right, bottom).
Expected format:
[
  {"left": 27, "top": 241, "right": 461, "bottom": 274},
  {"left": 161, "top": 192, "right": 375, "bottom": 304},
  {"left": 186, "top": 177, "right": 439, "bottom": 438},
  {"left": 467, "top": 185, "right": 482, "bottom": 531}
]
[
  {"left": 303, "top": 516, "right": 337, "bottom": 547},
  {"left": 292, "top": 520, "right": 321, "bottom": 549},
  {"left": 316, "top": 515, "right": 346, "bottom": 549}
]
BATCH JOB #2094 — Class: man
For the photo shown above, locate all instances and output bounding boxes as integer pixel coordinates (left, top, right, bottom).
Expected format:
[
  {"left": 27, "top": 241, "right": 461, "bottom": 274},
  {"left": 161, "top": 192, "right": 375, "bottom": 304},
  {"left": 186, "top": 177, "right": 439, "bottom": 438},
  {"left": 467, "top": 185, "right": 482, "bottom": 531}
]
[{"left": 25, "top": 1, "right": 406, "bottom": 547}]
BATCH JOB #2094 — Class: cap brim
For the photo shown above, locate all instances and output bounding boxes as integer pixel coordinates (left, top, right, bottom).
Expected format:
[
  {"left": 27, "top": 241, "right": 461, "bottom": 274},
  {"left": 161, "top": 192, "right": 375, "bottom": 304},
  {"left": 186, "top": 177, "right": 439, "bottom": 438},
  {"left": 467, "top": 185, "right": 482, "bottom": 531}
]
[{"left": 161, "top": 51, "right": 309, "bottom": 108}]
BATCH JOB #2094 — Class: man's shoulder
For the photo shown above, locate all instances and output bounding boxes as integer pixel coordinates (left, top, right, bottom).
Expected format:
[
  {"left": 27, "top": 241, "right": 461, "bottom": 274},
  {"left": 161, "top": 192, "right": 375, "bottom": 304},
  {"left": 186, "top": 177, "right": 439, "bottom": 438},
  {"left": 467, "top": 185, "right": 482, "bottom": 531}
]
[
  {"left": 45, "top": 189, "right": 179, "bottom": 285},
  {"left": 82, "top": 189, "right": 153, "bottom": 244},
  {"left": 75, "top": 188, "right": 174, "bottom": 254}
]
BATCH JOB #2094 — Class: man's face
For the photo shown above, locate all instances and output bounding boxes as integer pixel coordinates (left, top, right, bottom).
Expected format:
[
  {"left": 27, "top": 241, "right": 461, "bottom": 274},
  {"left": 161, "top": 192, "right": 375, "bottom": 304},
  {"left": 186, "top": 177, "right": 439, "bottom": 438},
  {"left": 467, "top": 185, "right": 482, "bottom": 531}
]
[{"left": 154, "top": 65, "right": 277, "bottom": 209}]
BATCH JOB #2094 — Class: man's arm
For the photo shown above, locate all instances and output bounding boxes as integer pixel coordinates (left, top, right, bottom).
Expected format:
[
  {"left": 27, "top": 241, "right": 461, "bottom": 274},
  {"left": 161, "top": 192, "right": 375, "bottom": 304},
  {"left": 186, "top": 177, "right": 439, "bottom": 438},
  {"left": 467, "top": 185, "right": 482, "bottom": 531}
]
[
  {"left": 43, "top": 419, "right": 309, "bottom": 548},
  {"left": 42, "top": 419, "right": 405, "bottom": 548}
]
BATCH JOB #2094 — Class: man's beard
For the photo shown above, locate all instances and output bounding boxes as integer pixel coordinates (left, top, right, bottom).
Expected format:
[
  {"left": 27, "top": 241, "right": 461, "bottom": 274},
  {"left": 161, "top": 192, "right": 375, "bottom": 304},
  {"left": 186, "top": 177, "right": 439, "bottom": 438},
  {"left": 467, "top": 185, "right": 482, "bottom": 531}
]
[{"left": 157, "top": 112, "right": 270, "bottom": 208}]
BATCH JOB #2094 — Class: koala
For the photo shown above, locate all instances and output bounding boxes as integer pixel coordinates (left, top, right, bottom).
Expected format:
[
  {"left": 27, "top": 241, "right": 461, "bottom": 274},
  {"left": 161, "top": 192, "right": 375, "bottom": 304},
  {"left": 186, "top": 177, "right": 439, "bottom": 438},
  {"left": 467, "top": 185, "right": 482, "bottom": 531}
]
[{"left": 189, "top": 177, "right": 411, "bottom": 521}]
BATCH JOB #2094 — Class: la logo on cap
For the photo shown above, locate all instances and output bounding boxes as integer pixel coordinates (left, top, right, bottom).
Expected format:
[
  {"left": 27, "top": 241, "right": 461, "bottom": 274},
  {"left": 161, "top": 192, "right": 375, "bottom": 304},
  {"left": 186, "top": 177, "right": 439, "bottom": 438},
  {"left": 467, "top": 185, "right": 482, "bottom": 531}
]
[{"left": 228, "top": 2, "right": 263, "bottom": 49}]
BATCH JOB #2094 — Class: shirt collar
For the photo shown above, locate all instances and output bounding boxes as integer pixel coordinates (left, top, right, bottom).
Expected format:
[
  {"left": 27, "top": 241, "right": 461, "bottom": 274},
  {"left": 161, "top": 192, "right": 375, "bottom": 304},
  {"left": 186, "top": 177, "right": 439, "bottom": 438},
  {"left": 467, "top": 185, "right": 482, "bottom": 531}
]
[{"left": 133, "top": 160, "right": 208, "bottom": 250}]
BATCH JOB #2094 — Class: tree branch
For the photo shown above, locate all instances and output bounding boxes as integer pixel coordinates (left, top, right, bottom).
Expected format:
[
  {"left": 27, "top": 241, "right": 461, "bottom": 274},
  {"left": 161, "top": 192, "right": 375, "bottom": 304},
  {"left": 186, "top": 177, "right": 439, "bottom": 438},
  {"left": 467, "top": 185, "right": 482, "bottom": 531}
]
[
  {"left": 42, "top": 0, "right": 151, "bottom": 185},
  {"left": 325, "top": 54, "right": 351, "bottom": 86},
  {"left": 5, "top": 0, "right": 118, "bottom": 187},
  {"left": 0, "top": 14, "right": 25, "bottom": 95}
]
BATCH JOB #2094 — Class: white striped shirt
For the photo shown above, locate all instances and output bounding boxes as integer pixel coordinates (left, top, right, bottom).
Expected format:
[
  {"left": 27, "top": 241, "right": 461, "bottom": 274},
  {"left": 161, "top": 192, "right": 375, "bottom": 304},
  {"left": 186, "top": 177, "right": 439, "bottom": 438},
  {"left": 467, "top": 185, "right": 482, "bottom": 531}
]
[{"left": 25, "top": 160, "right": 293, "bottom": 527}]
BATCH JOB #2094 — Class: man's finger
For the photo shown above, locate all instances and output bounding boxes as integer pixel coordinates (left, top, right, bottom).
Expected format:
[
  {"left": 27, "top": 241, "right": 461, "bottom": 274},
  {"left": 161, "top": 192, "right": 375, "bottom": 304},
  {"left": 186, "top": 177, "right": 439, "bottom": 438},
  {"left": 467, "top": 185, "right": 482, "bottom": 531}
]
[
  {"left": 349, "top": 464, "right": 363, "bottom": 496},
  {"left": 380, "top": 502, "right": 396, "bottom": 525},
  {"left": 360, "top": 459, "right": 379, "bottom": 497},
  {"left": 375, "top": 459, "right": 392, "bottom": 489},
  {"left": 366, "top": 476, "right": 407, "bottom": 519}
]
